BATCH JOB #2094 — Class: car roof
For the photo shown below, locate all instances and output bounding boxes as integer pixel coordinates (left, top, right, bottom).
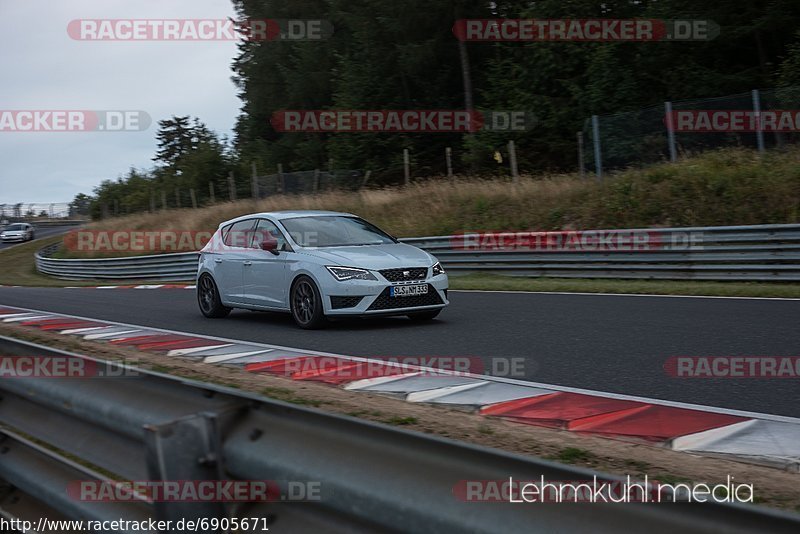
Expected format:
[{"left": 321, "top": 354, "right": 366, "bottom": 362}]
[{"left": 219, "top": 210, "right": 356, "bottom": 227}]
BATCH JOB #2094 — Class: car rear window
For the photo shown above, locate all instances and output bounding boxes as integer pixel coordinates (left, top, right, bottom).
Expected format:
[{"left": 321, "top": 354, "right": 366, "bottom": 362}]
[{"left": 223, "top": 219, "right": 256, "bottom": 247}]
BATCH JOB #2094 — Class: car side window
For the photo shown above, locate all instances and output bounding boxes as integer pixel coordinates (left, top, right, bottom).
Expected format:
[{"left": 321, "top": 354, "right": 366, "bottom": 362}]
[
  {"left": 223, "top": 219, "right": 255, "bottom": 248},
  {"left": 250, "top": 219, "right": 289, "bottom": 251}
]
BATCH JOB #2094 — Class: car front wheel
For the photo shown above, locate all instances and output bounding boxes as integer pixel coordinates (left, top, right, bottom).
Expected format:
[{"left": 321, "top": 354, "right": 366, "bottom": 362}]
[
  {"left": 291, "top": 276, "right": 327, "bottom": 329},
  {"left": 197, "top": 274, "right": 231, "bottom": 318}
]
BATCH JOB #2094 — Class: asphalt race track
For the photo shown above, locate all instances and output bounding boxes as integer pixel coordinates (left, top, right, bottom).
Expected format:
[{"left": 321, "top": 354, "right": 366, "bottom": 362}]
[
  {"left": 0, "top": 224, "right": 78, "bottom": 250},
  {"left": 0, "top": 286, "right": 797, "bottom": 417}
]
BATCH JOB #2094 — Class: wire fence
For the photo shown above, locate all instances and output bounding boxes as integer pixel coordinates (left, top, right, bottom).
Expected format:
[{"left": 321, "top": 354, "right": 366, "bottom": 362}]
[
  {"left": 0, "top": 202, "right": 75, "bottom": 221},
  {"left": 581, "top": 86, "right": 800, "bottom": 177}
]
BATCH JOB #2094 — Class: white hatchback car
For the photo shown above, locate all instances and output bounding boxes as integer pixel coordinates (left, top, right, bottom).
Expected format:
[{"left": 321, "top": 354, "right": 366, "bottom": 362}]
[
  {"left": 0, "top": 223, "right": 35, "bottom": 242},
  {"left": 197, "top": 211, "right": 449, "bottom": 328}
]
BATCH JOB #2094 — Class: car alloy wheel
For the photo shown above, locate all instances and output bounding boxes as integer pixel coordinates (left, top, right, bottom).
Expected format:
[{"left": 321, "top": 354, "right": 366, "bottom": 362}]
[
  {"left": 198, "top": 274, "right": 231, "bottom": 318},
  {"left": 291, "top": 276, "right": 327, "bottom": 329}
]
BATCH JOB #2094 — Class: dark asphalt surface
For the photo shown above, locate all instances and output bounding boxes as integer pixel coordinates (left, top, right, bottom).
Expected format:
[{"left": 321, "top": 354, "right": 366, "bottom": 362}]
[
  {"left": 0, "top": 286, "right": 798, "bottom": 416},
  {"left": 0, "top": 224, "right": 78, "bottom": 250}
]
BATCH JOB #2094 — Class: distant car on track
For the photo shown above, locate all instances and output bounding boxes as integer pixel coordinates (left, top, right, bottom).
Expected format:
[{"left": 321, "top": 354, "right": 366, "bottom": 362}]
[
  {"left": 196, "top": 210, "right": 449, "bottom": 329},
  {"left": 0, "top": 223, "right": 35, "bottom": 243}
]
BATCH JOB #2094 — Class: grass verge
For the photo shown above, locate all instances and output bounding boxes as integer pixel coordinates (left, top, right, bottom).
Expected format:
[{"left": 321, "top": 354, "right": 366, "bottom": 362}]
[
  {"left": 0, "top": 236, "right": 189, "bottom": 288},
  {"left": 449, "top": 274, "right": 800, "bottom": 298}
]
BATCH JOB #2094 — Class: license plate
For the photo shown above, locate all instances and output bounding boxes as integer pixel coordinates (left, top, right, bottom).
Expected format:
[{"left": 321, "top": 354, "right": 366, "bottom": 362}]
[{"left": 390, "top": 284, "right": 428, "bottom": 297}]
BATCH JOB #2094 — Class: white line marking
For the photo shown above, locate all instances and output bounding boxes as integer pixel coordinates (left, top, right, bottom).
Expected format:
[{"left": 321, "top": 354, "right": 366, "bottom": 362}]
[
  {"left": 344, "top": 372, "right": 422, "bottom": 390},
  {"left": 450, "top": 289, "right": 800, "bottom": 301},
  {"left": 60, "top": 327, "right": 106, "bottom": 334},
  {"left": 167, "top": 344, "right": 233, "bottom": 357},
  {"left": 204, "top": 350, "right": 273, "bottom": 363},
  {"left": 2, "top": 314, "right": 52, "bottom": 323},
  {"left": 84, "top": 329, "right": 142, "bottom": 340},
  {"left": 407, "top": 382, "right": 487, "bottom": 403}
]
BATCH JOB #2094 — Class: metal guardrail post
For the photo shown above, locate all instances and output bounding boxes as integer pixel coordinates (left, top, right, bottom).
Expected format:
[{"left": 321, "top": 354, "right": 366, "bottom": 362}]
[{"left": 144, "top": 414, "right": 227, "bottom": 523}]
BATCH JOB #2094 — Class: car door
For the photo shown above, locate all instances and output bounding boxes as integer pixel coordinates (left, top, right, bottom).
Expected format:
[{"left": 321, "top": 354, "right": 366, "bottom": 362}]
[
  {"left": 242, "top": 218, "right": 290, "bottom": 308},
  {"left": 214, "top": 219, "right": 256, "bottom": 304}
]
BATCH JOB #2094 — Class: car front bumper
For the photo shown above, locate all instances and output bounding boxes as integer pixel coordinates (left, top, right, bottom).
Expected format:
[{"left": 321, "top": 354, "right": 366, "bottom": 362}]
[
  {"left": 0, "top": 235, "right": 25, "bottom": 242},
  {"left": 323, "top": 274, "right": 449, "bottom": 316}
]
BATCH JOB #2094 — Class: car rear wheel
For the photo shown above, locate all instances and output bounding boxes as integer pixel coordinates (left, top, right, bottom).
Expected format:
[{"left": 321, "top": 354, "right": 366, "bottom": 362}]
[
  {"left": 407, "top": 309, "right": 441, "bottom": 321},
  {"left": 198, "top": 274, "right": 231, "bottom": 318},
  {"left": 291, "top": 276, "right": 327, "bottom": 329}
]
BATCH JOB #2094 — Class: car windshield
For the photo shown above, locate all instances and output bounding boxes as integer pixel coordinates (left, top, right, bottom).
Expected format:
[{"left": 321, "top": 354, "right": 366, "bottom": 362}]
[
  {"left": 4, "top": 224, "right": 24, "bottom": 231},
  {"left": 281, "top": 216, "right": 396, "bottom": 247}
]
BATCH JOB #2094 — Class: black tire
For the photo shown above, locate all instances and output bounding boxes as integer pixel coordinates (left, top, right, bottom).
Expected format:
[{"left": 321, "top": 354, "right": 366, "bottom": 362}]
[
  {"left": 407, "top": 309, "right": 442, "bottom": 321},
  {"left": 290, "top": 276, "right": 327, "bottom": 329},
  {"left": 197, "top": 274, "right": 231, "bottom": 318}
]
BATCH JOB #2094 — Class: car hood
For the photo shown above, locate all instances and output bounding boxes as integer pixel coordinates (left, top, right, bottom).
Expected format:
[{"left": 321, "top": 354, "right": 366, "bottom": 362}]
[{"left": 300, "top": 243, "right": 434, "bottom": 269}]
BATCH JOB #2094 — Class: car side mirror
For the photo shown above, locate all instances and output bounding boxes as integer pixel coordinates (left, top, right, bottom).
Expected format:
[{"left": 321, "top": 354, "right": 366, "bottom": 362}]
[{"left": 259, "top": 236, "right": 280, "bottom": 255}]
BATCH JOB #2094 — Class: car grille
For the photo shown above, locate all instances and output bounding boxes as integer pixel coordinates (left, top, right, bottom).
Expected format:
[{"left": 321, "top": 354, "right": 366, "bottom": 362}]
[
  {"left": 379, "top": 267, "right": 428, "bottom": 282},
  {"left": 330, "top": 296, "right": 364, "bottom": 309},
  {"left": 367, "top": 284, "right": 443, "bottom": 311}
]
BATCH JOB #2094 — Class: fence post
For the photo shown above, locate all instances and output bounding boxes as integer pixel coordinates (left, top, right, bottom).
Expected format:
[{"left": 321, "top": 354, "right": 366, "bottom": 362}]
[
  {"left": 313, "top": 169, "right": 320, "bottom": 192},
  {"left": 228, "top": 171, "right": 236, "bottom": 201},
  {"left": 665, "top": 101, "right": 678, "bottom": 162},
  {"left": 752, "top": 89, "right": 765, "bottom": 154},
  {"left": 577, "top": 132, "right": 586, "bottom": 179},
  {"left": 277, "top": 164, "right": 284, "bottom": 193},
  {"left": 445, "top": 147, "right": 453, "bottom": 178},
  {"left": 591, "top": 115, "right": 603, "bottom": 181},
  {"left": 362, "top": 170, "right": 372, "bottom": 188},
  {"left": 190, "top": 189, "right": 197, "bottom": 209},
  {"left": 403, "top": 149, "right": 410, "bottom": 186},
  {"left": 508, "top": 140, "right": 519, "bottom": 182},
  {"left": 251, "top": 162, "right": 259, "bottom": 200},
  {"left": 208, "top": 182, "right": 215, "bottom": 204}
]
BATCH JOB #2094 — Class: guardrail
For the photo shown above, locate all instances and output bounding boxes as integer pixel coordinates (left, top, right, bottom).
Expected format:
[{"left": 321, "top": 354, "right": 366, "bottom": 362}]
[
  {"left": 1, "top": 336, "right": 799, "bottom": 532},
  {"left": 34, "top": 223, "right": 800, "bottom": 282}
]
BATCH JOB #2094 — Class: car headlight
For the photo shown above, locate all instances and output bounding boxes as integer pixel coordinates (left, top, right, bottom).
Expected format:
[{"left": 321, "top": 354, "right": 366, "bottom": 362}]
[
  {"left": 326, "top": 266, "right": 377, "bottom": 281},
  {"left": 432, "top": 262, "right": 445, "bottom": 276}
]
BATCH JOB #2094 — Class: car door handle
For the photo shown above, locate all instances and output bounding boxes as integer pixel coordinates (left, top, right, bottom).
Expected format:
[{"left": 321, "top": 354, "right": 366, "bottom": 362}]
[
  {"left": 214, "top": 258, "right": 223, "bottom": 263},
  {"left": 243, "top": 261, "right": 252, "bottom": 266}
]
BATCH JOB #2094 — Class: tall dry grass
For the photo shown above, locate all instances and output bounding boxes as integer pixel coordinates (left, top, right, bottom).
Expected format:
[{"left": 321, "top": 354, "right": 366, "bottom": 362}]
[{"left": 65, "top": 147, "right": 800, "bottom": 257}]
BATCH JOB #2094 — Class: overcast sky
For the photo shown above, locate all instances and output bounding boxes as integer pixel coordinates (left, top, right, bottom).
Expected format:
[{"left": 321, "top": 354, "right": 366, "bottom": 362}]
[{"left": 0, "top": 0, "right": 240, "bottom": 203}]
